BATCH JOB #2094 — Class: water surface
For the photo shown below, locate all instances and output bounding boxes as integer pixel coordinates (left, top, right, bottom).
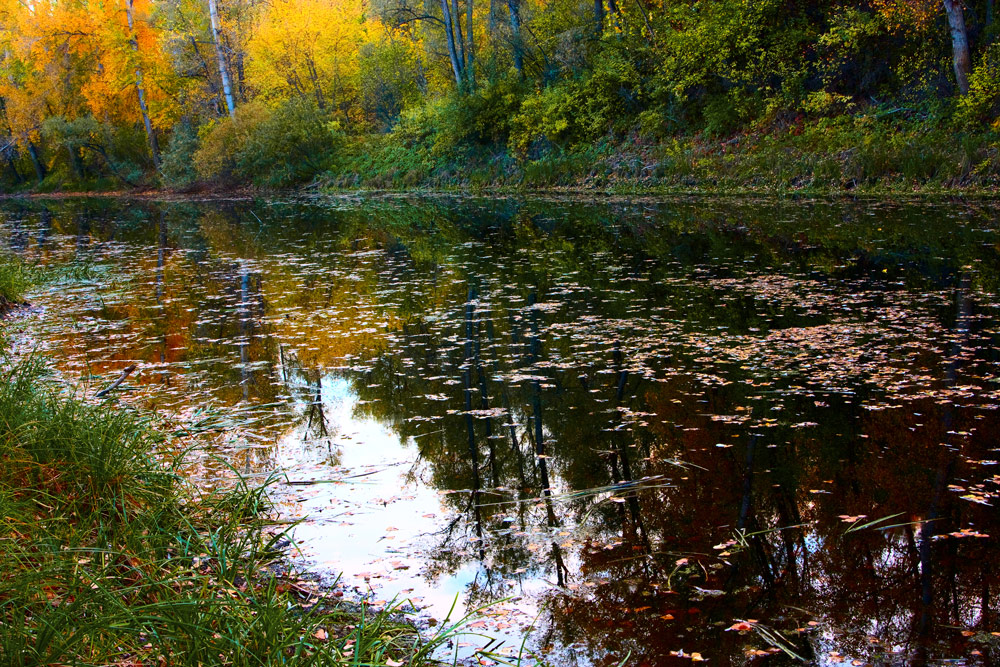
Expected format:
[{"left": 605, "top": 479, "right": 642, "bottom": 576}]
[{"left": 4, "top": 195, "right": 1000, "bottom": 666}]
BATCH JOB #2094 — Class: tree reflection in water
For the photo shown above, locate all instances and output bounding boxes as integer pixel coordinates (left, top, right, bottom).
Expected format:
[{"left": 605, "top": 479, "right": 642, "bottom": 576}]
[{"left": 5, "top": 196, "right": 1000, "bottom": 665}]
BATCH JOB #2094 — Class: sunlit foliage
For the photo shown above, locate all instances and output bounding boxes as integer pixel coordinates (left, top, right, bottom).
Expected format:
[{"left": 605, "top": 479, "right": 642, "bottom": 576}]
[{"left": 0, "top": 0, "right": 998, "bottom": 189}]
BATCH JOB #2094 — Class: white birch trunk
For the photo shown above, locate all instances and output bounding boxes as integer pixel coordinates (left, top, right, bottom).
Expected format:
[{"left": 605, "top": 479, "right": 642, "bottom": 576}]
[
  {"left": 440, "top": 0, "right": 464, "bottom": 85},
  {"left": 209, "top": 0, "right": 237, "bottom": 117}
]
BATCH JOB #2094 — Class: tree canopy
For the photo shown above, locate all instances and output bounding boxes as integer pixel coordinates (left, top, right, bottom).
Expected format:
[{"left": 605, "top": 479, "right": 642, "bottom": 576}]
[{"left": 2, "top": 0, "right": 999, "bottom": 189}]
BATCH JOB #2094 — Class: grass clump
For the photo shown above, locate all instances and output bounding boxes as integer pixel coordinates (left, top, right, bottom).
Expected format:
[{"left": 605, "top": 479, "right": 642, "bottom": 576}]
[
  {"left": 0, "top": 355, "right": 467, "bottom": 666},
  {"left": 0, "top": 254, "right": 31, "bottom": 312}
]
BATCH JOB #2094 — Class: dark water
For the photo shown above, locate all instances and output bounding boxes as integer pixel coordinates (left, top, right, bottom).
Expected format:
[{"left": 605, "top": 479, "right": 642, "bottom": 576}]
[{"left": 3, "top": 195, "right": 1000, "bottom": 666}]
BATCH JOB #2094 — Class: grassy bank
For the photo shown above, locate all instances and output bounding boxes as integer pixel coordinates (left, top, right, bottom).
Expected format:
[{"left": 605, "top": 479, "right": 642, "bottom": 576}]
[
  {"left": 11, "top": 108, "right": 1000, "bottom": 198},
  {"left": 0, "top": 260, "right": 486, "bottom": 666},
  {"left": 319, "top": 115, "right": 1000, "bottom": 196},
  {"left": 0, "top": 356, "right": 477, "bottom": 665}
]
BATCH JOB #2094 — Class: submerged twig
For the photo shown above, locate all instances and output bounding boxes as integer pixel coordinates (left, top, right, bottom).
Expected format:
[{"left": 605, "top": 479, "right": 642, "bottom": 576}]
[{"left": 95, "top": 365, "right": 137, "bottom": 398}]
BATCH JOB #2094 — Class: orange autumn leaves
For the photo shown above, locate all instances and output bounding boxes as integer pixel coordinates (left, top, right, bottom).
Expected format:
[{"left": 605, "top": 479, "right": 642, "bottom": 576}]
[{"left": 0, "top": 0, "right": 176, "bottom": 145}]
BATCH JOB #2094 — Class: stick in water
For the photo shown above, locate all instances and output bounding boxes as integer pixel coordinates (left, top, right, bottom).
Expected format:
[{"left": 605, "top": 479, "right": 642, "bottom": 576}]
[{"left": 95, "top": 365, "right": 137, "bottom": 398}]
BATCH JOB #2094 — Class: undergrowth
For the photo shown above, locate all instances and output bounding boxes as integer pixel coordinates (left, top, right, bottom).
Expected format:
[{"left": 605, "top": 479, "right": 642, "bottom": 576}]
[{"left": 319, "top": 113, "right": 1000, "bottom": 194}]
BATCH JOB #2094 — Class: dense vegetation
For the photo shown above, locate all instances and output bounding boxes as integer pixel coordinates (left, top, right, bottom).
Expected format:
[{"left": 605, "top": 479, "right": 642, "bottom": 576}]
[{"left": 2, "top": 0, "right": 1000, "bottom": 192}]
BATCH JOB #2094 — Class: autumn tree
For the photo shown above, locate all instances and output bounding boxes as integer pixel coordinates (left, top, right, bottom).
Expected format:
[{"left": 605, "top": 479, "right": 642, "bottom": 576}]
[
  {"left": 246, "top": 0, "right": 372, "bottom": 115},
  {"left": 379, "top": 0, "right": 479, "bottom": 89}
]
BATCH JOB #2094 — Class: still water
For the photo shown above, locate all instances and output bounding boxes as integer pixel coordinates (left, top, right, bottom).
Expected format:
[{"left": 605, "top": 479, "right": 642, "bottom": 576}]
[{"left": 3, "top": 195, "right": 1000, "bottom": 666}]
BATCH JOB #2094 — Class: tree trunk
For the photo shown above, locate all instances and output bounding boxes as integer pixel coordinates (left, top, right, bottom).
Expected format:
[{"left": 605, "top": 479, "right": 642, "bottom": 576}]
[
  {"left": 452, "top": 0, "right": 466, "bottom": 73},
  {"left": 306, "top": 58, "right": 326, "bottom": 109},
  {"left": 466, "top": 0, "right": 475, "bottom": 88},
  {"left": 188, "top": 35, "right": 223, "bottom": 108},
  {"left": 124, "top": 0, "right": 161, "bottom": 169},
  {"left": 235, "top": 50, "right": 245, "bottom": 101},
  {"left": 440, "top": 0, "right": 464, "bottom": 85},
  {"left": 943, "top": 0, "right": 972, "bottom": 95},
  {"left": 67, "top": 145, "right": 84, "bottom": 179},
  {"left": 4, "top": 149, "right": 22, "bottom": 183},
  {"left": 508, "top": 0, "right": 523, "bottom": 76},
  {"left": 208, "top": 0, "right": 237, "bottom": 117},
  {"left": 27, "top": 141, "right": 44, "bottom": 184},
  {"left": 594, "top": 0, "right": 604, "bottom": 36}
]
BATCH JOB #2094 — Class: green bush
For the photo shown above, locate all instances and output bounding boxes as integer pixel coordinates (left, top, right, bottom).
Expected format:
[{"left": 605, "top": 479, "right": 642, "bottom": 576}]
[
  {"left": 38, "top": 116, "right": 148, "bottom": 190},
  {"left": 195, "top": 99, "right": 341, "bottom": 187},
  {"left": 359, "top": 39, "right": 425, "bottom": 131},
  {"left": 508, "top": 51, "right": 646, "bottom": 154},
  {"left": 958, "top": 44, "right": 1000, "bottom": 128}
]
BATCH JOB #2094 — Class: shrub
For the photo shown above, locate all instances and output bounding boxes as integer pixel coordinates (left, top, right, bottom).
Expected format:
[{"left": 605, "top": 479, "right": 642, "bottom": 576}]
[
  {"left": 39, "top": 116, "right": 148, "bottom": 189},
  {"left": 195, "top": 99, "right": 341, "bottom": 187},
  {"left": 957, "top": 44, "right": 1000, "bottom": 128},
  {"left": 509, "top": 54, "right": 643, "bottom": 154}
]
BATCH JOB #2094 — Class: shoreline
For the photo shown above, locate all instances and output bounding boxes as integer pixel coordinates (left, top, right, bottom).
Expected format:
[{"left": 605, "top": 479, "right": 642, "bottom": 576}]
[{"left": 4, "top": 182, "right": 1000, "bottom": 202}]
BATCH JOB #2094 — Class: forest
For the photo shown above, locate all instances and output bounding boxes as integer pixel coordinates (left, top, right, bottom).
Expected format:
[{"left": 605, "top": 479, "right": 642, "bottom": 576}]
[{"left": 3, "top": 0, "right": 1000, "bottom": 192}]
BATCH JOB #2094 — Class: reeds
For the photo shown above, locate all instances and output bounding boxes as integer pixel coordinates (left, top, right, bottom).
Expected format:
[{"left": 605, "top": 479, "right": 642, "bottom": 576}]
[{"left": 0, "top": 253, "right": 30, "bottom": 310}]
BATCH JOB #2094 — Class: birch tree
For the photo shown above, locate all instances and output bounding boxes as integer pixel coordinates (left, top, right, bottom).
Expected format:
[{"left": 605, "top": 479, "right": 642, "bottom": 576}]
[
  {"left": 942, "top": 0, "right": 972, "bottom": 95},
  {"left": 208, "top": 0, "right": 237, "bottom": 116}
]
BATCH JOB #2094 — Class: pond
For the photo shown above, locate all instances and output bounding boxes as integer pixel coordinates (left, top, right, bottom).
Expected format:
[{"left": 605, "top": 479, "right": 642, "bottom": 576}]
[{"left": 3, "top": 194, "right": 1000, "bottom": 666}]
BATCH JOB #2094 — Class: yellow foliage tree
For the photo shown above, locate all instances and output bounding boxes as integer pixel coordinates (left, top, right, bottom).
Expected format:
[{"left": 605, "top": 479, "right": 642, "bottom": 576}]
[{"left": 246, "top": 0, "right": 375, "bottom": 118}]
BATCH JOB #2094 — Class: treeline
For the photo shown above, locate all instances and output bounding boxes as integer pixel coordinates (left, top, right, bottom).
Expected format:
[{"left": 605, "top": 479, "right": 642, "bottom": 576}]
[{"left": 3, "top": 0, "right": 1000, "bottom": 192}]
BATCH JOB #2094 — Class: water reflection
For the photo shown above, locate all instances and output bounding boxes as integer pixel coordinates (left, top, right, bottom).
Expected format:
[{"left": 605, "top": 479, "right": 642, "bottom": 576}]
[{"left": 4, "top": 195, "right": 1000, "bottom": 666}]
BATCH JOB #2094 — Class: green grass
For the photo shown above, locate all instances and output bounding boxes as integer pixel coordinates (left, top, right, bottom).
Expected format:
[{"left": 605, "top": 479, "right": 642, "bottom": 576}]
[
  {"left": 0, "top": 354, "right": 485, "bottom": 666},
  {"left": 0, "top": 254, "right": 31, "bottom": 309}
]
